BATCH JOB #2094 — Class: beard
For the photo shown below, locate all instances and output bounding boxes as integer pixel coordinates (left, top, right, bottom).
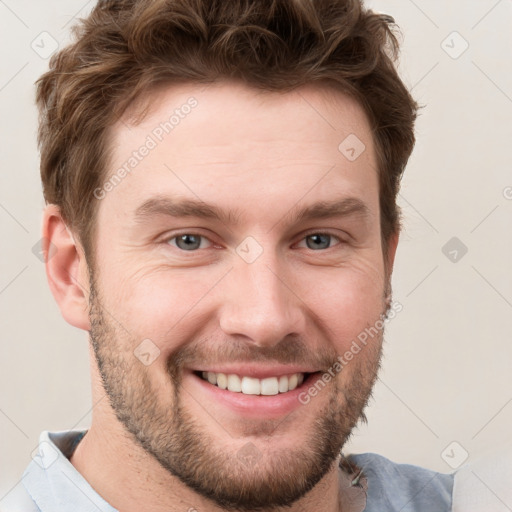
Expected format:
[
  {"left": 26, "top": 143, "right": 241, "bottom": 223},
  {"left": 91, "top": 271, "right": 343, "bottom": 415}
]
[{"left": 87, "top": 275, "right": 386, "bottom": 511}]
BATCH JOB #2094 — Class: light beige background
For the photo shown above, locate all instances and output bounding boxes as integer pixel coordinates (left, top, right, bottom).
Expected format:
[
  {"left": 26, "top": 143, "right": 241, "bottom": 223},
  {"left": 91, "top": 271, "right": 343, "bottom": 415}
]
[{"left": 1, "top": 0, "right": 511, "bottom": 502}]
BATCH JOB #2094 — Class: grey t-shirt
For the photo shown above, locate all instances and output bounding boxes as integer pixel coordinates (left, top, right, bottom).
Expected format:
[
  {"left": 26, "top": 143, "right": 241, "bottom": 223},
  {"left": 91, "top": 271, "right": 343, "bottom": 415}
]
[
  {"left": 1, "top": 430, "right": 453, "bottom": 511},
  {"left": 348, "top": 452, "right": 453, "bottom": 511}
]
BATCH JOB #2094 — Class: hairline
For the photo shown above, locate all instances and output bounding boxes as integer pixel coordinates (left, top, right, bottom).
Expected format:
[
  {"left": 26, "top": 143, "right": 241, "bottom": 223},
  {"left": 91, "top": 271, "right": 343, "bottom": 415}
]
[{"left": 79, "top": 78, "right": 398, "bottom": 273}]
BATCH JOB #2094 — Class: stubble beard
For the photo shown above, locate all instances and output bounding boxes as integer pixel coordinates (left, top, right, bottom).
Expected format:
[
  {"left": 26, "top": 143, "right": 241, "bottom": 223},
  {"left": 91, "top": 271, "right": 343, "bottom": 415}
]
[{"left": 87, "top": 277, "right": 385, "bottom": 511}]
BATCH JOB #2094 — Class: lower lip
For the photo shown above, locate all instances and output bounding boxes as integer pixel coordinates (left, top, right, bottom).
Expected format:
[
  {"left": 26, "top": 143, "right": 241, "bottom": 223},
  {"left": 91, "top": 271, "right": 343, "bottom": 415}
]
[{"left": 186, "top": 371, "right": 321, "bottom": 419}]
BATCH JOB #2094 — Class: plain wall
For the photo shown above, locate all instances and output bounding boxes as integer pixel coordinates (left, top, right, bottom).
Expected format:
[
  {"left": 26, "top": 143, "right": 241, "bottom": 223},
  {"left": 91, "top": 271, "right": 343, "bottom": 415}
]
[{"left": 1, "top": 0, "right": 511, "bottom": 499}]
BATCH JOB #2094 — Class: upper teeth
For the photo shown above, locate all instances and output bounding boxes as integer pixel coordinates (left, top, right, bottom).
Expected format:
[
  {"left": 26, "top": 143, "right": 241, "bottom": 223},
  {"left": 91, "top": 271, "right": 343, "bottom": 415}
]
[{"left": 201, "top": 372, "right": 305, "bottom": 395}]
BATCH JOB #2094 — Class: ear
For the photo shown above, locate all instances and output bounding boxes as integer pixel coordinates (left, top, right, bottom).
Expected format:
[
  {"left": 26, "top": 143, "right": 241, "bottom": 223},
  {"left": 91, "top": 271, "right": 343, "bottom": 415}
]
[
  {"left": 385, "top": 230, "right": 399, "bottom": 272},
  {"left": 42, "top": 205, "right": 91, "bottom": 331},
  {"left": 382, "top": 230, "right": 399, "bottom": 306}
]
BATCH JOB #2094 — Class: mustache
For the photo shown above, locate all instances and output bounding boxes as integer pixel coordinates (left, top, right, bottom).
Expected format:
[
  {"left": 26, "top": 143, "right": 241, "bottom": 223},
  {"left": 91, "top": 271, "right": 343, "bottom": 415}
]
[
  {"left": 165, "top": 298, "right": 393, "bottom": 380},
  {"left": 167, "top": 335, "right": 340, "bottom": 378}
]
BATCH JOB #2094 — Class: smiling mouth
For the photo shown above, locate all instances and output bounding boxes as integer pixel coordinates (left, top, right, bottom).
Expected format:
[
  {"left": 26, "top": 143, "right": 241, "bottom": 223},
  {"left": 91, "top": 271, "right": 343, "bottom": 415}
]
[{"left": 194, "top": 371, "right": 315, "bottom": 396}]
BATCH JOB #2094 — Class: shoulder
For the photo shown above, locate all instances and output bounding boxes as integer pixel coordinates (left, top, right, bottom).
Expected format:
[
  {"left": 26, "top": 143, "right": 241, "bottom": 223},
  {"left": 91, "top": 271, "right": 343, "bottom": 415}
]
[
  {"left": 347, "top": 452, "right": 453, "bottom": 512},
  {"left": 0, "top": 482, "right": 40, "bottom": 512},
  {"left": 452, "top": 444, "right": 512, "bottom": 512},
  {"left": 0, "top": 429, "right": 88, "bottom": 512}
]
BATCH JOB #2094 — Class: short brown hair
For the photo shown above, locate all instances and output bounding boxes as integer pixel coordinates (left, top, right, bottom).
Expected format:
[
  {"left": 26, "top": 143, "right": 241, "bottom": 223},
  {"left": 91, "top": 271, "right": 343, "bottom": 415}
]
[{"left": 36, "top": 0, "right": 418, "bottom": 264}]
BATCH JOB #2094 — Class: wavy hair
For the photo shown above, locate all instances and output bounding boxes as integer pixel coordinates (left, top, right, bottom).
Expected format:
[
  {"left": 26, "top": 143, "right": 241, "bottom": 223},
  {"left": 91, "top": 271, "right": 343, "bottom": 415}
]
[{"left": 36, "top": 0, "right": 418, "bottom": 262}]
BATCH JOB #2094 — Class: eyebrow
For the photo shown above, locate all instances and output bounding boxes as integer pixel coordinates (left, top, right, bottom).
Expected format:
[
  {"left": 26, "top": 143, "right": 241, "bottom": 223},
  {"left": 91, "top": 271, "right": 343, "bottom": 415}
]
[
  {"left": 291, "top": 197, "right": 371, "bottom": 223},
  {"left": 134, "top": 196, "right": 242, "bottom": 226},
  {"left": 133, "top": 195, "right": 371, "bottom": 227}
]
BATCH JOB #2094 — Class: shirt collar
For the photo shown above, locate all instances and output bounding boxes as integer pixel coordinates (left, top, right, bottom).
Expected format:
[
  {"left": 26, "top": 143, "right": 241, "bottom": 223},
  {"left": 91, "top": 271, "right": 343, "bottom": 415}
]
[
  {"left": 23, "top": 429, "right": 367, "bottom": 511},
  {"left": 23, "top": 430, "right": 118, "bottom": 512}
]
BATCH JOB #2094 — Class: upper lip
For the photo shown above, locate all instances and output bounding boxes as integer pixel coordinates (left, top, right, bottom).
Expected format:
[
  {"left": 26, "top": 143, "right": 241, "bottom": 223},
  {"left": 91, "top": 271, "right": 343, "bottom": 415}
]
[{"left": 189, "top": 364, "right": 319, "bottom": 379}]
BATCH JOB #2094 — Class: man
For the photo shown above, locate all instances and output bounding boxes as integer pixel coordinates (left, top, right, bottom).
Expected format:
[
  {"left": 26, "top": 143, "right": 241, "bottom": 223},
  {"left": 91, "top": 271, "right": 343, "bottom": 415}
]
[{"left": 5, "top": 0, "right": 455, "bottom": 510}]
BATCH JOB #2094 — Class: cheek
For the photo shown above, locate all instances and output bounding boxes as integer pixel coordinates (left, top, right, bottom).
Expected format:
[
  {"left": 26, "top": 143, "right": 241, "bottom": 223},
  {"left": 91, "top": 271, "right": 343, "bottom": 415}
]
[
  {"left": 101, "top": 263, "right": 227, "bottom": 347},
  {"left": 298, "top": 259, "right": 386, "bottom": 349}
]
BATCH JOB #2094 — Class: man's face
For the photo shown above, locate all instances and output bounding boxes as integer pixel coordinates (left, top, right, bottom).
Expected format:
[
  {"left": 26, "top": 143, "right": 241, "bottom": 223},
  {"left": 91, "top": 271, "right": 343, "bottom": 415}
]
[{"left": 88, "top": 81, "right": 393, "bottom": 510}]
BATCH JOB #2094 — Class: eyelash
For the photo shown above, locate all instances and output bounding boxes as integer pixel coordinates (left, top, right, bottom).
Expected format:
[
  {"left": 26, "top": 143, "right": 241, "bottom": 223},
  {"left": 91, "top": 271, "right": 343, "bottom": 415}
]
[
  {"left": 296, "top": 231, "right": 345, "bottom": 249},
  {"left": 164, "top": 230, "right": 346, "bottom": 252}
]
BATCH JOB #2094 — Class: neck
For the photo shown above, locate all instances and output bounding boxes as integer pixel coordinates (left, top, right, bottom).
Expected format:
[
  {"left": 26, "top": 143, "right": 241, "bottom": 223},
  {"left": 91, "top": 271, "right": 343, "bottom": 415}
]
[
  {"left": 70, "top": 351, "right": 363, "bottom": 512},
  {"left": 70, "top": 417, "right": 359, "bottom": 512}
]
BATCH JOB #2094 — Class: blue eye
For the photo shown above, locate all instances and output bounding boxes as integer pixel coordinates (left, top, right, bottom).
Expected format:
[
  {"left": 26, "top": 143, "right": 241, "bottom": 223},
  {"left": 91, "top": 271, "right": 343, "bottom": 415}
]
[
  {"left": 168, "top": 234, "right": 211, "bottom": 251},
  {"left": 300, "top": 233, "right": 340, "bottom": 250}
]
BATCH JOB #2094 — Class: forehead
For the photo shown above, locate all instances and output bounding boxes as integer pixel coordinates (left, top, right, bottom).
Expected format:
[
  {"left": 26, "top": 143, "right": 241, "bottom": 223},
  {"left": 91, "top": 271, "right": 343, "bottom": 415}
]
[{"left": 101, "top": 80, "right": 378, "bottom": 227}]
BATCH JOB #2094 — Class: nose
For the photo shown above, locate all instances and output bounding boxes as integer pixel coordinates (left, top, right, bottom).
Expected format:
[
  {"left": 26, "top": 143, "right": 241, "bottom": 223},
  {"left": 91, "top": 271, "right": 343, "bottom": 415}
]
[{"left": 218, "top": 256, "right": 306, "bottom": 348}]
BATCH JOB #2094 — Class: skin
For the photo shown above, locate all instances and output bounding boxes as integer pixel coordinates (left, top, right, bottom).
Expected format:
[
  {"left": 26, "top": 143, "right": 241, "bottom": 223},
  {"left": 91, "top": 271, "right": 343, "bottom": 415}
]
[{"left": 43, "top": 80, "right": 398, "bottom": 512}]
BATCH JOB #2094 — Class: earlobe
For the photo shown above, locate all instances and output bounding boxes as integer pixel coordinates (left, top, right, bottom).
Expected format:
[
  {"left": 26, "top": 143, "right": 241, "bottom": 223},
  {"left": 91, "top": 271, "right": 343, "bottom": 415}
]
[
  {"left": 42, "top": 205, "right": 91, "bottom": 331},
  {"left": 384, "top": 230, "right": 400, "bottom": 303},
  {"left": 386, "top": 230, "right": 400, "bottom": 271},
  {"left": 383, "top": 231, "right": 400, "bottom": 311}
]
